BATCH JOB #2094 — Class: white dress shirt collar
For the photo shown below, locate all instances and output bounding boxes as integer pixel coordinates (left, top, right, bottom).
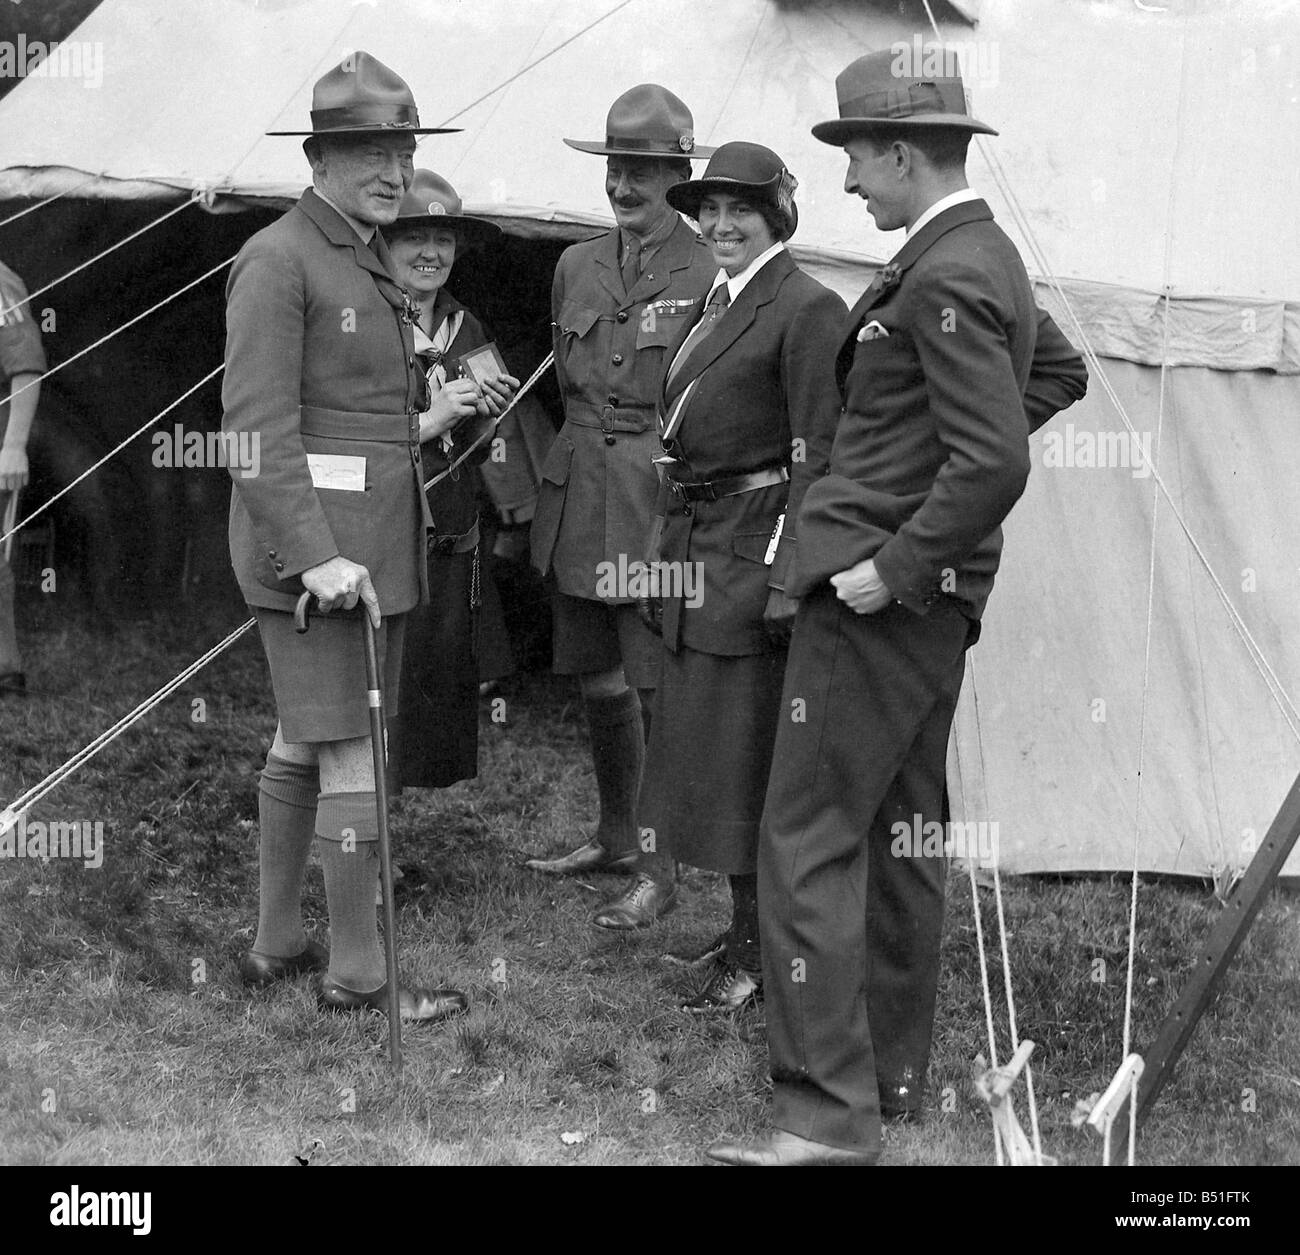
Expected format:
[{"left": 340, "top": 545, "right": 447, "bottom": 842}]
[
  {"left": 905, "top": 187, "right": 981, "bottom": 241},
  {"left": 708, "top": 239, "right": 787, "bottom": 304}
]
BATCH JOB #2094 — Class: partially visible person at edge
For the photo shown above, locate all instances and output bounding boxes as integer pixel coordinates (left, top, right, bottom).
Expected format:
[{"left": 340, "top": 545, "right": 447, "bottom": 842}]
[
  {"left": 225, "top": 53, "right": 467, "bottom": 1024},
  {"left": 524, "top": 85, "right": 716, "bottom": 880},
  {"left": 382, "top": 169, "right": 521, "bottom": 798},
  {"left": 0, "top": 260, "right": 47, "bottom": 697},
  {"left": 591, "top": 143, "right": 847, "bottom": 1019},
  {"left": 707, "top": 48, "right": 1088, "bottom": 1167}
]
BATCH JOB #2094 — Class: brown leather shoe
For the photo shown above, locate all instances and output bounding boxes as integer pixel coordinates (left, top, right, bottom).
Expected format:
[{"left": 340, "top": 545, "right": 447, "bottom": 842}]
[
  {"left": 683, "top": 962, "right": 762, "bottom": 1014},
  {"left": 240, "top": 938, "right": 328, "bottom": 988},
  {"left": 592, "top": 873, "right": 678, "bottom": 930},
  {"left": 706, "top": 1130, "right": 877, "bottom": 1167},
  {"left": 524, "top": 839, "right": 638, "bottom": 876},
  {"left": 318, "top": 978, "right": 468, "bottom": 1023},
  {"left": 662, "top": 932, "right": 728, "bottom": 969}
]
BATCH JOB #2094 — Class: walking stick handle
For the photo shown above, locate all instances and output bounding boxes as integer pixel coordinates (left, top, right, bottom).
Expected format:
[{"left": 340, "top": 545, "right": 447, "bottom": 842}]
[{"left": 293, "top": 590, "right": 313, "bottom": 634}]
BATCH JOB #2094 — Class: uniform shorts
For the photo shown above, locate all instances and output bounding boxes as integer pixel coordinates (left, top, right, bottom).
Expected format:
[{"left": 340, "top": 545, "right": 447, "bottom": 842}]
[
  {"left": 254, "top": 606, "right": 405, "bottom": 745},
  {"left": 549, "top": 589, "right": 662, "bottom": 690}
]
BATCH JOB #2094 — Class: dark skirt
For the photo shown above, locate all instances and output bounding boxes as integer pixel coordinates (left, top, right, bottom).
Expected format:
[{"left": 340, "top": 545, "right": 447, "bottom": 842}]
[
  {"left": 638, "top": 644, "right": 786, "bottom": 874},
  {"left": 392, "top": 545, "right": 514, "bottom": 789}
]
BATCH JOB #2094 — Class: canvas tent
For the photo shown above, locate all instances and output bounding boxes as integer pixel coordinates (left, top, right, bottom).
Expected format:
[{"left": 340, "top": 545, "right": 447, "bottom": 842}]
[{"left": 0, "top": 0, "right": 1296, "bottom": 877}]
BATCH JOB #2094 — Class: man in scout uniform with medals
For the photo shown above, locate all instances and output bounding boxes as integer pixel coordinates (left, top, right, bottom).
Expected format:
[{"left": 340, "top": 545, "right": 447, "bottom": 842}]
[{"left": 525, "top": 85, "right": 715, "bottom": 928}]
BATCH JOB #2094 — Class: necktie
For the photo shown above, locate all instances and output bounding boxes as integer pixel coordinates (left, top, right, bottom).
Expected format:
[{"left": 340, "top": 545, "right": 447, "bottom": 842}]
[
  {"left": 621, "top": 236, "right": 641, "bottom": 295},
  {"left": 666, "top": 284, "right": 731, "bottom": 389}
]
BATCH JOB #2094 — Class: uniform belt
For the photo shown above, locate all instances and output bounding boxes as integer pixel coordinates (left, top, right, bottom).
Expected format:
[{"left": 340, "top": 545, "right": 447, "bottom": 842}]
[
  {"left": 667, "top": 466, "right": 789, "bottom": 502},
  {"left": 565, "top": 404, "right": 653, "bottom": 434},
  {"left": 300, "top": 405, "right": 417, "bottom": 443}
]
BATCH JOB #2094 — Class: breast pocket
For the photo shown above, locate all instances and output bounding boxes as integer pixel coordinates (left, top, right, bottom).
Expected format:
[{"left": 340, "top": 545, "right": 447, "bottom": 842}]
[
  {"left": 635, "top": 303, "right": 690, "bottom": 351},
  {"left": 556, "top": 301, "right": 602, "bottom": 393}
]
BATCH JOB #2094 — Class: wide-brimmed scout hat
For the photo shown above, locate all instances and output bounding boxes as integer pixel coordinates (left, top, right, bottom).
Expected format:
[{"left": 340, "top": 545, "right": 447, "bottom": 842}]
[
  {"left": 563, "top": 83, "right": 715, "bottom": 159},
  {"left": 266, "top": 50, "right": 460, "bottom": 137},
  {"left": 666, "top": 141, "right": 798, "bottom": 241},
  {"left": 811, "top": 47, "right": 997, "bottom": 145},
  {"left": 386, "top": 170, "right": 502, "bottom": 248}
]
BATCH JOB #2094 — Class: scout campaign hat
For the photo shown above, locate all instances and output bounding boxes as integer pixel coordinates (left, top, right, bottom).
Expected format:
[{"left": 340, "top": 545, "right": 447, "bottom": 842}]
[
  {"left": 811, "top": 46, "right": 997, "bottom": 145},
  {"left": 564, "top": 84, "right": 715, "bottom": 159},
  {"left": 666, "top": 141, "right": 799, "bottom": 241},
  {"left": 389, "top": 170, "right": 502, "bottom": 249},
  {"left": 267, "top": 50, "right": 460, "bottom": 136}
]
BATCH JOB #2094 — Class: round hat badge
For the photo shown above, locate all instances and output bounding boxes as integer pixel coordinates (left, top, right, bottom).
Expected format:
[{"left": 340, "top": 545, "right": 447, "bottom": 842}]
[
  {"left": 679, "top": 132, "right": 695, "bottom": 153},
  {"left": 427, "top": 201, "right": 446, "bottom": 215}
]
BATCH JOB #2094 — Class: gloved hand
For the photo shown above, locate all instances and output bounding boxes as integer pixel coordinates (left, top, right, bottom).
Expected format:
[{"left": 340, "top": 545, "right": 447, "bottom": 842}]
[
  {"left": 637, "top": 594, "right": 663, "bottom": 637},
  {"left": 762, "top": 587, "right": 799, "bottom": 647}
]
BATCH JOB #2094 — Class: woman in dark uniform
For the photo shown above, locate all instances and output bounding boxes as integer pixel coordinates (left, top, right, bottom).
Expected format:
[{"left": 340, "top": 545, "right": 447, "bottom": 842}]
[
  {"left": 593, "top": 143, "right": 847, "bottom": 1012},
  {"left": 382, "top": 170, "right": 519, "bottom": 790}
]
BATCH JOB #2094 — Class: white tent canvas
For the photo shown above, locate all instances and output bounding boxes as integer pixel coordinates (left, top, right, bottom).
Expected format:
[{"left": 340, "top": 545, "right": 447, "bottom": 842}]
[{"left": 1, "top": 0, "right": 1296, "bottom": 875}]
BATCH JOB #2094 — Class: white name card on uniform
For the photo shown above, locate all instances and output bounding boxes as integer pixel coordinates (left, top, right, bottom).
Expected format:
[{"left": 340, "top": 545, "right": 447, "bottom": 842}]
[{"left": 307, "top": 453, "right": 366, "bottom": 492}]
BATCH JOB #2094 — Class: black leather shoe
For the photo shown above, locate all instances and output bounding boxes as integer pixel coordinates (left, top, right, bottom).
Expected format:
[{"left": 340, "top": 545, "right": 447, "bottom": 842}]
[
  {"left": 524, "top": 839, "right": 638, "bottom": 876},
  {"left": 662, "top": 932, "right": 728, "bottom": 969},
  {"left": 706, "top": 1130, "right": 877, "bottom": 1167},
  {"left": 0, "top": 671, "right": 26, "bottom": 696},
  {"left": 240, "top": 938, "right": 328, "bottom": 988},
  {"left": 683, "top": 962, "right": 762, "bottom": 1013},
  {"left": 318, "top": 978, "right": 468, "bottom": 1023},
  {"left": 592, "top": 873, "right": 678, "bottom": 930}
]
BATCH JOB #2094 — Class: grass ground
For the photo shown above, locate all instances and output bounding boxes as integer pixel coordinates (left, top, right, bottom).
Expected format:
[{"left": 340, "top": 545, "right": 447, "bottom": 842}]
[{"left": 1, "top": 603, "right": 1298, "bottom": 1167}]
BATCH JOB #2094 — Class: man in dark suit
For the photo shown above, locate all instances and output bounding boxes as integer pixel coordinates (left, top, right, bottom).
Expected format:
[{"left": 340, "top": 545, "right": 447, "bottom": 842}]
[
  {"left": 525, "top": 86, "right": 716, "bottom": 885},
  {"left": 226, "top": 52, "right": 466, "bottom": 1022},
  {"left": 709, "top": 48, "right": 1088, "bottom": 1165}
]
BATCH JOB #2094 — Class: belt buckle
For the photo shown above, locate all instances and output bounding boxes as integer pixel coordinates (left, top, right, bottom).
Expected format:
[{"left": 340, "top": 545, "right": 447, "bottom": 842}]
[{"left": 600, "top": 403, "right": 615, "bottom": 435}]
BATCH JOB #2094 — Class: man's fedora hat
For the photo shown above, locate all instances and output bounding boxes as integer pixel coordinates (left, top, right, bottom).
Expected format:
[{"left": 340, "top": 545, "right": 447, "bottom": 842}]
[
  {"left": 564, "top": 84, "right": 715, "bottom": 159},
  {"left": 811, "top": 46, "right": 997, "bottom": 145},
  {"left": 266, "top": 50, "right": 460, "bottom": 137},
  {"left": 666, "top": 141, "right": 798, "bottom": 241},
  {"left": 386, "top": 169, "right": 502, "bottom": 249}
]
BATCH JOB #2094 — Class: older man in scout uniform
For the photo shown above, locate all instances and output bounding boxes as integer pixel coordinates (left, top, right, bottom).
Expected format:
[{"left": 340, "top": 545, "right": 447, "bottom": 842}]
[
  {"left": 0, "top": 260, "right": 47, "bottom": 696},
  {"left": 226, "top": 52, "right": 466, "bottom": 1022},
  {"left": 709, "top": 49, "right": 1088, "bottom": 1165},
  {"left": 525, "top": 85, "right": 715, "bottom": 905}
]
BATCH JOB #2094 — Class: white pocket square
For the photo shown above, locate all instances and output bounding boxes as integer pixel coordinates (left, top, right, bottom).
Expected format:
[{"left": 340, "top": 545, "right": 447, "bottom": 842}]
[{"left": 857, "top": 320, "right": 890, "bottom": 342}]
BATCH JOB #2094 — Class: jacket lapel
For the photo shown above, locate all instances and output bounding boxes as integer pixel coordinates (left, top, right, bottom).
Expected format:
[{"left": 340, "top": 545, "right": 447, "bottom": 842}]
[
  {"left": 663, "top": 249, "right": 794, "bottom": 407},
  {"left": 836, "top": 198, "right": 994, "bottom": 384},
  {"left": 592, "top": 228, "right": 628, "bottom": 309},
  {"left": 297, "top": 188, "right": 409, "bottom": 316}
]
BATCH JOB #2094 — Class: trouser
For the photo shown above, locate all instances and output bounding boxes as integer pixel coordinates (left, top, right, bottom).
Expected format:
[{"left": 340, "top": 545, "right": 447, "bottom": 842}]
[{"left": 758, "top": 589, "right": 973, "bottom": 1152}]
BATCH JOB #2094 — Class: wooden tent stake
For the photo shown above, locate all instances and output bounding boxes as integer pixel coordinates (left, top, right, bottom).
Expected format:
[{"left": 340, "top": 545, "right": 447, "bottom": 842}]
[{"left": 1119, "top": 768, "right": 1300, "bottom": 1129}]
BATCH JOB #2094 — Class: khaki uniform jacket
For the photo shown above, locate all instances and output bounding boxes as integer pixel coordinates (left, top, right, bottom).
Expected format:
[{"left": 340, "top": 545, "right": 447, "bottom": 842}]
[
  {"left": 531, "top": 216, "right": 715, "bottom": 600},
  {"left": 655, "top": 250, "right": 847, "bottom": 654},
  {"left": 222, "top": 189, "right": 427, "bottom": 614},
  {"left": 789, "top": 199, "right": 1088, "bottom": 620}
]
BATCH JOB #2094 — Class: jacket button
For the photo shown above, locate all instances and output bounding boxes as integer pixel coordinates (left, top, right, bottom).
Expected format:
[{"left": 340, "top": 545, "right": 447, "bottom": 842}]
[
  {"left": 408, "top": 356, "right": 415, "bottom": 367},
  {"left": 617, "top": 310, "right": 629, "bottom": 323},
  {"left": 612, "top": 353, "right": 623, "bottom": 365},
  {"left": 268, "top": 550, "right": 277, "bottom": 558},
  {"left": 604, "top": 435, "right": 616, "bottom": 446},
  {"left": 274, "top": 561, "right": 285, "bottom": 573}
]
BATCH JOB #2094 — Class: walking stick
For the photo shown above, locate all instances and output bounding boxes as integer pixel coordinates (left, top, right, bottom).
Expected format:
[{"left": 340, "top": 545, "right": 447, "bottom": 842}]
[{"left": 294, "top": 591, "right": 402, "bottom": 1072}]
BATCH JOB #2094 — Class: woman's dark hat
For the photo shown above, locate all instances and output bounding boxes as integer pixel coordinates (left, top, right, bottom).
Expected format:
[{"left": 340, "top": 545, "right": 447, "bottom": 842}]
[
  {"left": 564, "top": 84, "right": 715, "bottom": 159},
  {"left": 384, "top": 170, "right": 502, "bottom": 247},
  {"left": 267, "top": 51, "right": 461, "bottom": 137},
  {"left": 811, "top": 47, "right": 997, "bottom": 145},
  {"left": 666, "top": 141, "right": 798, "bottom": 241}
]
